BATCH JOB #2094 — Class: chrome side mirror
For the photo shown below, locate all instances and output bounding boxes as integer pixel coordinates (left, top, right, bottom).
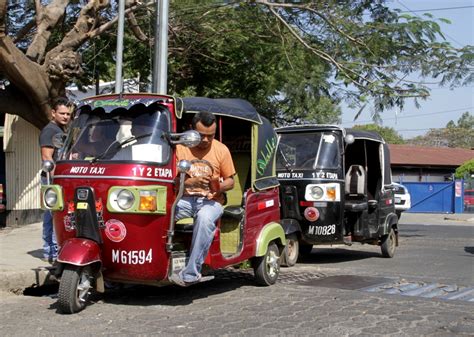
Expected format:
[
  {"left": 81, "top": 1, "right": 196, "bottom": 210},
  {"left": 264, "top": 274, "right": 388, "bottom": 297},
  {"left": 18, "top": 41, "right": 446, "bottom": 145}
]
[
  {"left": 42, "top": 160, "right": 55, "bottom": 173},
  {"left": 42, "top": 160, "right": 55, "bottom": 184},
  {"left": 169, "top": 130, "right": 201, "bottom": 148},
  {"left": 177, "top": 160, "right": 192, "bottom": 173},
  {"left": 344, "top": 134, "right": 355, "bottom": 145}
]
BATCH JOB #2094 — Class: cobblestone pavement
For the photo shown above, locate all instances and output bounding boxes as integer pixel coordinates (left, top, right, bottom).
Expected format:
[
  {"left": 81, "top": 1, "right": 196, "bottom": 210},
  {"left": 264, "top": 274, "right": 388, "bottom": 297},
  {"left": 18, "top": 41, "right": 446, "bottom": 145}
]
[{"left": 0, "top": 269, "right": 473, "bottom": 336}]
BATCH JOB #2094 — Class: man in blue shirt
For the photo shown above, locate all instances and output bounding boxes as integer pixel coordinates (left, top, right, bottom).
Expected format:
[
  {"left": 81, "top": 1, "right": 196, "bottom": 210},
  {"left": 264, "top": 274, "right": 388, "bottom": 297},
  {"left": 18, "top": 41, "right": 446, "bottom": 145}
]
[{"left": 38, "top": 97, "right": 72, "bottom": 263}]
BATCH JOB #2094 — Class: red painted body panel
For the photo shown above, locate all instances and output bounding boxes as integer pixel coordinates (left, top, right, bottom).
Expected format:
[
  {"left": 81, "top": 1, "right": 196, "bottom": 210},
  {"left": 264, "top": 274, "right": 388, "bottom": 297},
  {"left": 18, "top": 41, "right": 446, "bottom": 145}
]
[
  {"left": 53, "top": 162, "right": 176, "bottom": 282},
  {"left": 57, "top": 238, "right": 101, "bottom": 266}
]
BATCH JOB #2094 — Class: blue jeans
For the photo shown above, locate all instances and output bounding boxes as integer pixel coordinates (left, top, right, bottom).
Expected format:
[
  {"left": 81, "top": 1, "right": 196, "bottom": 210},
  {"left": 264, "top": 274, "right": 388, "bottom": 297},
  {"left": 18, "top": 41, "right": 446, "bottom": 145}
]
[
  {"left": 175, "top": 196, "right": 223, "bottom": 282},
  {"left": 41, "top": 176, "right": 57, "bottom": 259}
]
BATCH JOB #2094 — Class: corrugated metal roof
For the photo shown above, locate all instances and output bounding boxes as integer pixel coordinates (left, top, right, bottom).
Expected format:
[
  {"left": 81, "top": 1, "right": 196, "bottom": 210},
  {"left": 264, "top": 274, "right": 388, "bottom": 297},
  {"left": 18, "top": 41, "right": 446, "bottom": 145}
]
[{"left": 389, "top": 144, "right": 474, "bottom": 167}]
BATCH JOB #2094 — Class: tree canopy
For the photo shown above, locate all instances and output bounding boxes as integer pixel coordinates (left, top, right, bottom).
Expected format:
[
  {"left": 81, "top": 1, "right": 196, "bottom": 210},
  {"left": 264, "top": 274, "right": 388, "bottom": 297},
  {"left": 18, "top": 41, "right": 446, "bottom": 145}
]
[
  {"left": 408, "top": 112, "right": 474, "bottom": 148},
  {"left": 352, "top": 123, "right": 405, "bottom": 144},
  {"left": 0, "top": 0, "right": 472, "bottom": 129}
]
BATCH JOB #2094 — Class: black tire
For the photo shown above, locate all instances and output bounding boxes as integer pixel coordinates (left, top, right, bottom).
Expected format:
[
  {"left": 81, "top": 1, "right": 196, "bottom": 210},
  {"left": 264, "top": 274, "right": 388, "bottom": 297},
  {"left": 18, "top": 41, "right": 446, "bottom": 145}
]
[
  {"left": 281, "top": 234, "right": 299, "bottom": 267},
  {"left": 381, "top": 227, "right": 396, "bottom": 258},
  {"left": 58, "top": 265, "right": 93, "bottom": 314},
  {"left": 253, "top": 242, "right": 281, "bottom": 286},
  {"left": 298, "top": 243, "right": 313, "bottom": 259}
]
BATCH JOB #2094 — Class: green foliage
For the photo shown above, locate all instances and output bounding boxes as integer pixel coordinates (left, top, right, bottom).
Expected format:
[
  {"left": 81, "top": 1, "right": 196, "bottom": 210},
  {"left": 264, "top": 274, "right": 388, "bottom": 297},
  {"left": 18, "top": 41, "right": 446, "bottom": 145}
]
[
  {"left": 409, "top": 112, "right": 474, "bottom": 148},
  {"left": 455, "top": 159, "right": 474, "bottom": 179},
  {"left": 3, "top": 0, "right": 473, "bottom": 128},
  {"left": 352, "top": 124, "right": 405, "bottom": 144}
]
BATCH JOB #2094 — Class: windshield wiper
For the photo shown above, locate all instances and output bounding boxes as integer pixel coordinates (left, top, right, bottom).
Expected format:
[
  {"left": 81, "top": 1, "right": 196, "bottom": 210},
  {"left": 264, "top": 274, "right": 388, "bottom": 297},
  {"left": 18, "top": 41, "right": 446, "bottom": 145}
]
[
  {"left": 278, "top": 147, "right": 294, "bottom": 173},
  {"left": 91, "top": 133, "right": 153, "bottom": 162}
]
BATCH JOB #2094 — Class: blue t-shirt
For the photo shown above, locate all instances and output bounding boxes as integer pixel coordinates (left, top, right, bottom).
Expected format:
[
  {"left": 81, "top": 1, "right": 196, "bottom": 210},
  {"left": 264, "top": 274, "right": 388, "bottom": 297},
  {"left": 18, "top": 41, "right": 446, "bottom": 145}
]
[{"left": 39, "top": 122, "right": 64, "bottom": 162}]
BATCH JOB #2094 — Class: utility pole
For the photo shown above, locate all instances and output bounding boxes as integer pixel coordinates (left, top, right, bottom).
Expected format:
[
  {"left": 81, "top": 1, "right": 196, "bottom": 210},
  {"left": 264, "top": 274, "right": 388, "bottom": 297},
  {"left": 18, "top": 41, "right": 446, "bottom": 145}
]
[
  {"left": 152, "top": 0, "right": 169, "bottom": 94},
  {"left": 115, "top": 0, "right": 125, "bottom": 93}
]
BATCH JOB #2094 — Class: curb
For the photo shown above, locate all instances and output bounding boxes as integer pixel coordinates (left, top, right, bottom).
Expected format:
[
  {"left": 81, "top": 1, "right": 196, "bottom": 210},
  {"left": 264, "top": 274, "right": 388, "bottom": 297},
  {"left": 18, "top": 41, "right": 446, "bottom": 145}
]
[{"left": 0, "top": 266, "right": 58, "bottom": 293}]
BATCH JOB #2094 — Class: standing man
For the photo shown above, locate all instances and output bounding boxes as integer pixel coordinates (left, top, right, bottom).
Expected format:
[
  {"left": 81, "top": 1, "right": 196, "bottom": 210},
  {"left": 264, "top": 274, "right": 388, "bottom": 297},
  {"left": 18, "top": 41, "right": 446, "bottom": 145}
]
[
  {"left": 171, "top": 111, "right": 235, "bottom": 286},
  {"left": 39, "top": 97, "right": 72, "bottom": 263}
]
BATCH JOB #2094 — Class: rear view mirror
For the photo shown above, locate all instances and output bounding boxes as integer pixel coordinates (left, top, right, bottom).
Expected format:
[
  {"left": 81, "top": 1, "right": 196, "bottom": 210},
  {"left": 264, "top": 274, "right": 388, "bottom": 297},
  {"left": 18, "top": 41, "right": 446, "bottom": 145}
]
[
  {"left": 344, "top": 134, "right": 355, "bottom": 145},
  {"left": 169, "top": 130, "right": 201, "bottom": 148}
]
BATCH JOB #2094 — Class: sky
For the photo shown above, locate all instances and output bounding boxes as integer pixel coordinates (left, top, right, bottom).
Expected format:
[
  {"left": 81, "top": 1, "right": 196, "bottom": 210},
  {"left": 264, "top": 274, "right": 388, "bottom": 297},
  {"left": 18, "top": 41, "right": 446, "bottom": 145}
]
[{"left": 339, "top": 0, "right": 474, "bottom": 139}]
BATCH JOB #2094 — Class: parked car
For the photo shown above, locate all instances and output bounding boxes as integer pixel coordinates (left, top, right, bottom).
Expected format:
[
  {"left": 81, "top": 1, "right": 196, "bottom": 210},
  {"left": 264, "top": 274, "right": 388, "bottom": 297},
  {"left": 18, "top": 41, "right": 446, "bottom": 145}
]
[
  {"left": 465, "top": 189, "right": 474, "bottom": 212},
  {"left": 392, "top": 182, "right": 411, "bottom": 218}
]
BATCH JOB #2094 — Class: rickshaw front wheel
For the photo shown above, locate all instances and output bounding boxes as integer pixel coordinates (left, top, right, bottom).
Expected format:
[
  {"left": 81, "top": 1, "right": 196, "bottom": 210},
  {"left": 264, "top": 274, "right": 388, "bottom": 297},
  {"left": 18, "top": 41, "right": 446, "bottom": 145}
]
[
  {"left": 58, "top": 265, "right": 93, "bottom": 314},
  {"left": 253, "top": 242, "right": 281, "bottom": 286},
  {"left": 281, "top": 233, "right": 299, "bottom": 267},
  {"left": 381, "top": 227, "right": 396, "bottom": 258}
]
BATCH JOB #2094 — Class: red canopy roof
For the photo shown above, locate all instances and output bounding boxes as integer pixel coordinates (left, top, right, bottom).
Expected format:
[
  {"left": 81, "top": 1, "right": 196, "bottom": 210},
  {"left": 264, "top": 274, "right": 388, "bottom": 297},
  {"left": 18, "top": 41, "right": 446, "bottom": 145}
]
[{"left": 389, "top": 144, "right": 473, "bottom": 167}]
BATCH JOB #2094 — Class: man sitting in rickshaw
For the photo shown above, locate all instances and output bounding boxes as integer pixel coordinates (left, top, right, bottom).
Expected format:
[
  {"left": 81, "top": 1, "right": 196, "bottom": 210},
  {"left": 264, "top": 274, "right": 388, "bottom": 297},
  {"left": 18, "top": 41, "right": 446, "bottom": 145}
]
[{"left": 170, "top": 111, "right": 236, "bottom": 286}]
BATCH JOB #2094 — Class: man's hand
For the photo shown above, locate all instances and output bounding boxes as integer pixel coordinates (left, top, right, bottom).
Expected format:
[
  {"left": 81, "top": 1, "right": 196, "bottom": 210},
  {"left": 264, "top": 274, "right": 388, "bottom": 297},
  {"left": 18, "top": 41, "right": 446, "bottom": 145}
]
[{"left": 185, "top": 176, "right": 210, "bottom": 189}]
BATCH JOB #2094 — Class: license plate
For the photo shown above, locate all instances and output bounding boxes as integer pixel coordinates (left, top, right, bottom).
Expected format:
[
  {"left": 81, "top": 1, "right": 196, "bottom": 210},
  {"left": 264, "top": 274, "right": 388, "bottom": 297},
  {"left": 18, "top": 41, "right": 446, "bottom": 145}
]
[
  {"left": 172, "top": 256, "right": 186, "bottom": 272},
  {"left": 395, "top": 197, "right": 401, "bottom": 203}
]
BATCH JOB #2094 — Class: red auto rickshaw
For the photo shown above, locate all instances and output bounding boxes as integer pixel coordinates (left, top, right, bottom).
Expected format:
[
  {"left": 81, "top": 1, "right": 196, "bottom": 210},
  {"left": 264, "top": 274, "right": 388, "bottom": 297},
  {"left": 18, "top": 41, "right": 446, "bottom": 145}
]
[{"left": 41, "top": 94, "right": 285, "bottom": 313}]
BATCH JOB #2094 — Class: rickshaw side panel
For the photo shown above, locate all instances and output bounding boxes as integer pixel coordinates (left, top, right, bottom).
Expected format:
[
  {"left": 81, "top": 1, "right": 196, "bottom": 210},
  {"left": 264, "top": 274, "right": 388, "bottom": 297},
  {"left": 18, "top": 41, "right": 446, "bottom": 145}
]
[{"left": 208, "top": 187, "right": 281, "bottom": 268}]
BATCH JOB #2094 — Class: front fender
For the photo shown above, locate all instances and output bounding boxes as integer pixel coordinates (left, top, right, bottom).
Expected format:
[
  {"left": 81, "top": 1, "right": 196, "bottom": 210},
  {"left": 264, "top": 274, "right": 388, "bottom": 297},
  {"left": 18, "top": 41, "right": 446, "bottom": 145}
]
[
  {"left": 57, "top": 238, "right": 102, "bottom": 266},
  {"left": 380, "top": 213, "right": 399, "bottom": 236},
  {"left": 255, "top": 222, "right": 286, "bottom": 257}
]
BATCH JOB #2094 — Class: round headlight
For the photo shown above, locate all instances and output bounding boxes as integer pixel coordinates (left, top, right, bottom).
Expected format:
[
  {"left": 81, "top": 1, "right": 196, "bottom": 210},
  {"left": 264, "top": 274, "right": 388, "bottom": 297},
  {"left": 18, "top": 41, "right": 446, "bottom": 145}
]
[
  {"left": 309, "top": 186, "right": 324, "bottom": 200},
  {"left": 117, "top": 189, "right": 135, "bottom": 210},
  {"left": 44, "top": 188, "right": 58, "bottom": 208}
]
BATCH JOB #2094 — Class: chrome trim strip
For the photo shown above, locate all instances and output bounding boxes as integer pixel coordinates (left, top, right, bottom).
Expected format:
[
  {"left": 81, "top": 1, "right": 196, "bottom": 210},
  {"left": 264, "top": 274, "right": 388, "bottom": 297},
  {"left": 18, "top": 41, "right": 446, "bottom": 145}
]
[
  {"left": 54, "top": 175, "right": 175, "bottom": 184},
  {"left": 277, "top": 178, "right": 345, "bottom": 183}
]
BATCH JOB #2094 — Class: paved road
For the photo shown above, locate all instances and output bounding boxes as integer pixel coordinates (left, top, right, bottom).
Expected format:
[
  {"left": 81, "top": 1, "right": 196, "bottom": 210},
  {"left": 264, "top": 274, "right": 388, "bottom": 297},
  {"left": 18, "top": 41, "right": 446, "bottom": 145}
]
[{"left": 0, "top": 220, "right": 473, "bottom": 336}]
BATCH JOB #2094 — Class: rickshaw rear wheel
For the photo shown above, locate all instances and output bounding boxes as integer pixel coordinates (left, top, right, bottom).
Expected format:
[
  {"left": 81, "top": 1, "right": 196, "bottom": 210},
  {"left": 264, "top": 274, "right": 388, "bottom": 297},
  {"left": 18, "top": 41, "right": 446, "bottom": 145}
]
[
  {"left": 253, "top": 242, "right": 281, "bottom": 286},
  {"left": 281, "top": 233, "right": 299, "bottom": 267},
  {"left": 58, "top": 265, "right": 93, "bottom": 314},
  {"left": 381, "top": 227, "right": 396, "bottom": 258}
]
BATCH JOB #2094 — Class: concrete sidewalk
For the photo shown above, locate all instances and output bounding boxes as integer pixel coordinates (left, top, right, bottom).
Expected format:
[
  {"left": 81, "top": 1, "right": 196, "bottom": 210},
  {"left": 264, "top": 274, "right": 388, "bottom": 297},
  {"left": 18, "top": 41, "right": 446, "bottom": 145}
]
[
  {"left": 0, "top": 213, "right": 473, "bottom": 293},
  {"left": 0, "top": 222, "right": 57, "bottom": 293}
]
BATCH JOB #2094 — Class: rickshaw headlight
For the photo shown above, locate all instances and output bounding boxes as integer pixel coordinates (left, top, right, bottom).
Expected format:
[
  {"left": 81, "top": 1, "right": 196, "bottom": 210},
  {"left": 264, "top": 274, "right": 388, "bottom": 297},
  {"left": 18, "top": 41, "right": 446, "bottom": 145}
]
[
  {"left": 309, "top": 186, "right": 324, "bottom": 200},
  {"left": 117, "top": 189, "right": 135, "bottom": 210},
  {"left": 44, "top": 188, "right": 58, "bottom": 208}
]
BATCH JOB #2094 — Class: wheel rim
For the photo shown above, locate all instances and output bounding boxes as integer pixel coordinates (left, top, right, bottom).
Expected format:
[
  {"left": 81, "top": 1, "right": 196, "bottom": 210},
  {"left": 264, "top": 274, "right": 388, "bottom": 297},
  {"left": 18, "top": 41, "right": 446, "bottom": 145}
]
[
  {"left": 287, "top": 239, "right": 297, "bottom": 260},
  {"left": 388, "top": 230, "right": 396, "bottom": 252},
  {"left": 77, "top": 269, "right": 92, "bottom": 303},
  {"left": 266, "top": 249, "right": 280, "bottom": 278}
]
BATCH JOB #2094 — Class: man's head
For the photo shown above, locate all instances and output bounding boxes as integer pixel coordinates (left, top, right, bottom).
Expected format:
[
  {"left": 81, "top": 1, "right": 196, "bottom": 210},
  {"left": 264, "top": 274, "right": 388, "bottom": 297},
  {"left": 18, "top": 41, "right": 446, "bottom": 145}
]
[
  {"left": 51, "top": 97, "right": 72, "bottom": 129},
  {"left": 192, "top": 111, "right": 216, "bottom": 150}
]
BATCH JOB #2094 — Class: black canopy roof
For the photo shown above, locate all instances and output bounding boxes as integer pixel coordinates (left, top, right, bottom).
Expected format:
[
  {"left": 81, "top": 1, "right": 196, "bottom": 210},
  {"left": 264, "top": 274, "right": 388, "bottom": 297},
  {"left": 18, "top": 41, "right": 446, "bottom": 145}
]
[
  {"left": 276, "top": 125, "right": 385, "bottom": 143},
  {"left": 181, "top": 97, "right": 262, "bottom": 124}
]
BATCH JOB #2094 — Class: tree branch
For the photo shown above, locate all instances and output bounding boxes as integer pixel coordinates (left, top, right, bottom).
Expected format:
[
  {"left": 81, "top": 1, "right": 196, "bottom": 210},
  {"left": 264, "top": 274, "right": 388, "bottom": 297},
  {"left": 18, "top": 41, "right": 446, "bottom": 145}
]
[{"left": 26, "top": 0, "right": 70, "bottom": 63}]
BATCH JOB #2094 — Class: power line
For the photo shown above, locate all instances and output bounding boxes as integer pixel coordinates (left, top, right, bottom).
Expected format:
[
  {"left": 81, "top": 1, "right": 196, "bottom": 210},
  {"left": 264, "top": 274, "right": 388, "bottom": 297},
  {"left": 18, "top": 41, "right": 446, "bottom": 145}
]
[
  {"left": 399, "top": 5, "right": 474, "bottom": 13},
  {"left": 396, "top": 0, "right": 466, "bottom": 47},
  {"left": 341, "top": 106, "right": 473, "bottom": 125}
]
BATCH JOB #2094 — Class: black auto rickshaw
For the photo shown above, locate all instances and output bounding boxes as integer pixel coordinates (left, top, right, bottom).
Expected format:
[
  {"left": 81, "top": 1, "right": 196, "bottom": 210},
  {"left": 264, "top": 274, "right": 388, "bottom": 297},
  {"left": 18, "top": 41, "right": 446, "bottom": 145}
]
[{"left": 275, "top": 125, "right": 399, "bottom": 266}]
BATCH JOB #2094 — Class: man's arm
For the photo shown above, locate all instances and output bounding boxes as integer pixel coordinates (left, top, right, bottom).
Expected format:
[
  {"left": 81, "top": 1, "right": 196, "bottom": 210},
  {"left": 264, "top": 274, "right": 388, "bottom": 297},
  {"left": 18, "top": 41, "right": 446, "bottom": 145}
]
[
  {"left": 41, "top": 147, "right": 54, "bottom": 161},
  {"left": 218, "top": 176, "right": 234, "bottom": 193}
]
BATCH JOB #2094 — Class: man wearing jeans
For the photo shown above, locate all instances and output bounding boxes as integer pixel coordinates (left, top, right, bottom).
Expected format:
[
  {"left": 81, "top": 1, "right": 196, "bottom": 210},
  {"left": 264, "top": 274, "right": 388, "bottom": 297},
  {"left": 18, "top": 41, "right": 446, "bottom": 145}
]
[
  {"left": 39, "top": 97, "right": 72, "bottom": 263},
  {"left": 171, "top": 111, "right": 235, "bottom": 286}
]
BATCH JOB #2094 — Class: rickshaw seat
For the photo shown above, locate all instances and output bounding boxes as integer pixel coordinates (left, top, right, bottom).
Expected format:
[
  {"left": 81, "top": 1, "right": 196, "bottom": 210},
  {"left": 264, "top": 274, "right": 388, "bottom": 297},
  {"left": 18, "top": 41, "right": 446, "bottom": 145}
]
[
  {"left": 345, "top": 165, "right": 368, "bottom": 212},
  {"left": 175, "top": 217, "right": 194, "bottom": 232},
  {"left": 221, "top": 152, "right": 250, "bottom": 254},
  {"left": 225, "top": 152, "right": 250, "bottom": 207}
]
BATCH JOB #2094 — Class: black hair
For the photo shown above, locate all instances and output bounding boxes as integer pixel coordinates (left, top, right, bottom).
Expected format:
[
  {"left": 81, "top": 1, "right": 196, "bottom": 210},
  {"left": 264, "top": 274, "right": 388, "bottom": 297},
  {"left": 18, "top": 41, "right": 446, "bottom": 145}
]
[
  {"left": 51, "top": 96, "right": 71, "bottom": 110},
  {"left": 191, "top": 111, "right": 215, "bottom": 129}
]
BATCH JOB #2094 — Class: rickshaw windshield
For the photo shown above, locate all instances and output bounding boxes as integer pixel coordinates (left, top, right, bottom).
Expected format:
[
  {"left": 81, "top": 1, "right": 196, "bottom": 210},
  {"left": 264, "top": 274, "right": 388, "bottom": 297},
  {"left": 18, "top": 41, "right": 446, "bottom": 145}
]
[
  {"left": 62, "top": 105, "right": 171, "bottom": 163},
  {"left": 277, "top": 131, "right": 341, "bottom": 170}
]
